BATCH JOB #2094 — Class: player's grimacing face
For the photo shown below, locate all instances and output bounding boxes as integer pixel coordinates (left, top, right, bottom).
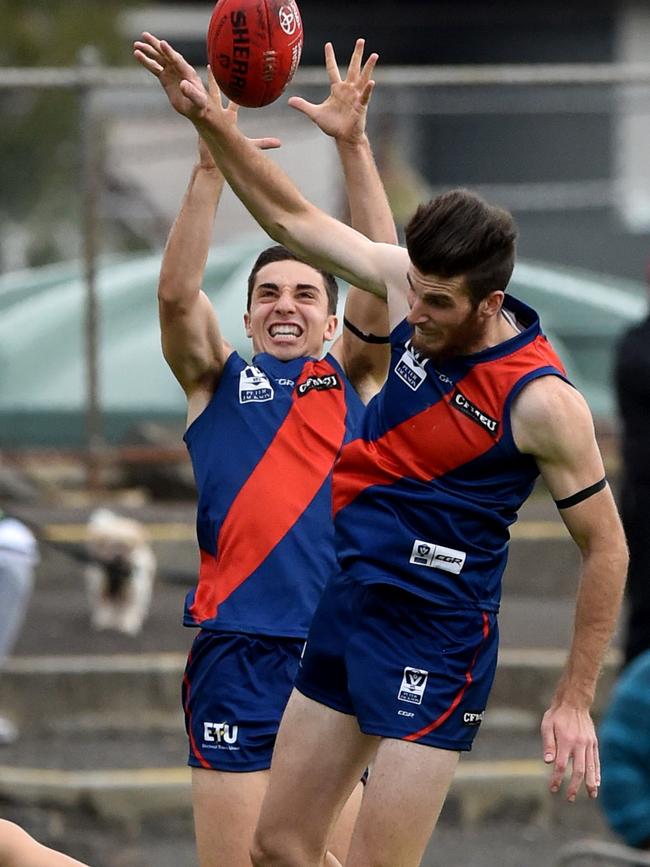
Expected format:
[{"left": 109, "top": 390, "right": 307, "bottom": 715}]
[
  {"left": 244, "top": 260, "right": 337, "bottom": 361},
  {"left": 406, "top": 267, "right": 487, "bottom": 361}
]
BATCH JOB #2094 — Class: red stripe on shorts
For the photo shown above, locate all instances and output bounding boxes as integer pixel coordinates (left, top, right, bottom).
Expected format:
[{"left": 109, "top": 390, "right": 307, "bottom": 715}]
[
  {"left": 404, "top": 612, "right": 491, "bottom": 742},
  {"left": 183, "top": 669, "right": 211, "bottom": 770}
]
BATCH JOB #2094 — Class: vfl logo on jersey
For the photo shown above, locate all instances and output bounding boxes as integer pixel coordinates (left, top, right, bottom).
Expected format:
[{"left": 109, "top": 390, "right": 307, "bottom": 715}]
[
  {"left": 463, "top": 710, "right": 485, "bottom": 727},
  {"left": 395, "top": 340, "right": 428, "bottom": 391},
  {"left": 398, "top": 667, "right": 429, "bottom": 705},
  {"left": 239, "top": 366, "right": 274, "bottom": 404},
  {"left": 297, "top": 373, "right": 341, "bottom": 397},
  {"left": 409, "top": 539, "right": 466, "bottom": 575},
  {"left": 451, "top": 388, "right": 499, "bottom": 437},
  {"left": 202, "top": 721, "right": 240, "bottom": 750}
]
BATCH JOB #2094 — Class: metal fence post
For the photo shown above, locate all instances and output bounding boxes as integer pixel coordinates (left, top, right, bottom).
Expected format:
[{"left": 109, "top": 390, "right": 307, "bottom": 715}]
[{"left": 78, "top": 46, "right": 104, "bottom": 489}]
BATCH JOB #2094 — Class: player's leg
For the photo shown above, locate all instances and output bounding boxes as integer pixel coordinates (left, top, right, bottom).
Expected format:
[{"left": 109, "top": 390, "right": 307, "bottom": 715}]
[
  {"left": 251, "top": 690, "right": 379, "bottom": 867},
  {"left": 192, "top": 768, "right": 269, "bottom": 867},
  {"left": 183, "top": 631, "right": 296, "bottom": 867},
  {"left": 328, "top": 780, "right": 364, "bottom": 864},
  {"left": 341, "top": 585, "right": 499, "bottom": 865},
  {"left": 345, "top": 740, "right": 458, "bottom": 867},
  {"left": 0, "top": 820, "right": 89, "bottom": 867}
]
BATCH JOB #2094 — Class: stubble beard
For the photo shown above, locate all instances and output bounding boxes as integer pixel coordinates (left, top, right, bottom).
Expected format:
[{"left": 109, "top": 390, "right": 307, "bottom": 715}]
[{"left": 411, "top": 309, "right": 487, "bottom": 364}]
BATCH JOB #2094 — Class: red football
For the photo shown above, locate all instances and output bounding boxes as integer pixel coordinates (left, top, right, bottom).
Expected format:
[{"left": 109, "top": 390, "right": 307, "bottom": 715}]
[{"left": 207, "top": 0, "right": 303, "bottom": 108}]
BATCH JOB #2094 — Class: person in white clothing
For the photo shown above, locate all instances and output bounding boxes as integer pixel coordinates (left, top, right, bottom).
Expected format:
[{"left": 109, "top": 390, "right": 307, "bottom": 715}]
[{"left": 0, "top": 511, "right": 38, "bottom": 744}]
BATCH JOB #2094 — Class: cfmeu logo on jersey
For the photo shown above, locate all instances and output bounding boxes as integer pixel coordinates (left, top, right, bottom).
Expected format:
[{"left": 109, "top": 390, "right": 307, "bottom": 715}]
[
  {"left": 203, "top": 721, "right": 240, "bottom": 750},
  {"left": 398, "top": 667, "right": 429, "bottom": 705},
  {"left": 451, "top": 388, "right": 499, "bottom": 437},
  {"left": 239, "top": 365, "right": 274, "bottom": 403},
  {"left": 297, "top": 373, "right": 340, "bottom": 397}
]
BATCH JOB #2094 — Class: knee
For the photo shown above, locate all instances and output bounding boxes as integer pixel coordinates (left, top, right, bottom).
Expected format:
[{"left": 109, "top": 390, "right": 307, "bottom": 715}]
[
  {"left": 250, "top": 827, "right": 309, "bottom": 867},
  {"left": 250, "top": 830, "right": 276, "bottom": 867},
  {"left": 250, "top": 828, "right": 282, "bottom": 867}
]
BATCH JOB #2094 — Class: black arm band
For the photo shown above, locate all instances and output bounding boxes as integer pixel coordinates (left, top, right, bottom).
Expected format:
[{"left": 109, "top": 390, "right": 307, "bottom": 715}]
[
  {"left": 554, "top": 477, "right": 607, "bottom": 510},
  {"left": 343, "top": 317, "right": 390, "bottom": 345}
]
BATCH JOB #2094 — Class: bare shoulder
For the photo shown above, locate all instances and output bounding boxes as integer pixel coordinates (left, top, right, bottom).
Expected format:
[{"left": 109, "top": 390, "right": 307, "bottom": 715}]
[{"left": 511, "top": 375, "right": 594, "bottom": 459}]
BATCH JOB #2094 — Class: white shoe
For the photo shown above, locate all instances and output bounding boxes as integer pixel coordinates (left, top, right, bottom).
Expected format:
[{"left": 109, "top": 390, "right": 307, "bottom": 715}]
[{"left": 0, "top": 716, "right": 18, "bottom": 744}]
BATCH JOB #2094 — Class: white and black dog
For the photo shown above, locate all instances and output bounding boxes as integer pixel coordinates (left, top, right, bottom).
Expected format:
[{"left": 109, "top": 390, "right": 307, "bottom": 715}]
[{"left": 84, "top": 509, "right": 156, "bottom": 635}]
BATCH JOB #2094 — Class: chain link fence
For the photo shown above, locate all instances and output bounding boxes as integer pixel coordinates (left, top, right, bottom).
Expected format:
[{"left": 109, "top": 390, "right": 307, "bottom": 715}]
[{"left": 2, "top": 59, "right": 650, "bottom": 457}]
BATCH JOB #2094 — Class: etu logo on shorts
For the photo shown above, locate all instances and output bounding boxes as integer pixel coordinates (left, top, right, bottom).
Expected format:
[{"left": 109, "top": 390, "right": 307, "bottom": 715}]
[
  {"left": 409, "top": 539, "right": 466, "bottom": 575},
  {"left": 203, "top": 722, "right": 239, "bottom": 747},
  {"left": 398, "top": 667, "right": 429, "bottom": 704}
]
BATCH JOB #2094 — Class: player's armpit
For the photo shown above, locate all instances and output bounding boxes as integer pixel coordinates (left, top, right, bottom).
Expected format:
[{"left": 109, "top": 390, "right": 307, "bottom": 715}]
[
  {"left": 159, "top": 290, "right": 229, "bottom": 398},
  {"left": 510, "top": 375, "right": 606, "bottom": 504}
]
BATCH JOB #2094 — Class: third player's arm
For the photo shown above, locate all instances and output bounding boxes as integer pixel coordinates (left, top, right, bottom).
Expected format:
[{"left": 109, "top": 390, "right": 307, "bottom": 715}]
[{"left": 512, "top": 376, "right": 628, "bottom": 802}]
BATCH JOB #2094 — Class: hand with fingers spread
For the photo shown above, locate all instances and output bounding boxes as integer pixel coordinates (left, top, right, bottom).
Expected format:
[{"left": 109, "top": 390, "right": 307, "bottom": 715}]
[
  {"left": 288, "top": 39, "right": 378, "bottom": 146},
  {"left": 541, "top": 701, "right": 601, "bottom": 802},
  {"left": 134, "top": 33, "right": 281, "bottom": 151},
  {"left": 134, "top": 32, "right": 211, "bottom": 121}
]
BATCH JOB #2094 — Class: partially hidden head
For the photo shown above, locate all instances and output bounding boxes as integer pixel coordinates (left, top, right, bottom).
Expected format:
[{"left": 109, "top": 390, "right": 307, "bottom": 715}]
[
  {"left": 403, "top": 189, "right": 518, "bottom": 359},
  {"left": 244, "top": 245, "right": 339, "bottom": 360}
]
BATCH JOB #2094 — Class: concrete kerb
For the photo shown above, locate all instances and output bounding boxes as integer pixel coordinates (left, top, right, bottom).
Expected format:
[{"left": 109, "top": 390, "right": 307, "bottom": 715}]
[
  {"left": 3, "top": 648, "right": 621, "bottom": 731},
  {"left": 0, "top": 761, "right": 558, "bottom": 830},
  {"left": 0, "top": 766, "right": 192, "bottom": 827},
  {"left": 2, "top": 653, "right": 186, "bottom": 730}
]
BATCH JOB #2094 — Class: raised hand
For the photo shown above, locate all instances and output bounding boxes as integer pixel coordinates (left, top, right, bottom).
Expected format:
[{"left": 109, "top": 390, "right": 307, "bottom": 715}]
[
  {"left": 134, "top": 32, "right": 211, "bottom": 121},
  {"left": 288, "top": 39, "right": 378, "bottom": 145},
  {"left": 134, "top": 34, "right": 281, "bottom": 151}
]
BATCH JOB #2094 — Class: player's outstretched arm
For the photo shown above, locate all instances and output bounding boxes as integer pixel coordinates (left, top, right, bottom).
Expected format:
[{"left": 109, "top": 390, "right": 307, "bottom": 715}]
[
  {"left": 290, "top": 39, "right": 401, "bottom": 400},
  {"left": 511, "top": 377, "right": 628, "bottom": 803},
  {"left": 133, "top": 33, "right": 404, "bottom": 300},
  {"left": 158, "top": 135, "right": 229, "bottom": 411},
  {"left": 159, "top": 120, "right": 281, "bottom": 425},
  {"left": 0, "top": 819, "right": 90, "bottom": 867}
]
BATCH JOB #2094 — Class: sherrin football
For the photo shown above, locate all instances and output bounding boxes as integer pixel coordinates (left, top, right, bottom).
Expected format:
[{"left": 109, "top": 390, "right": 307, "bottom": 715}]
[{"left": 207, "top": 0, "right": 303, "bottom": 107}]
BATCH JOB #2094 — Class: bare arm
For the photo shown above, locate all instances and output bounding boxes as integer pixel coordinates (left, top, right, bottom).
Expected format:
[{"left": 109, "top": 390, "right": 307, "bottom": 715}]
[
  {"left": 159, "top": 118, "right": 281, "bottom": 426},
  {"left": 133, "top": 33, "right": 406, "bottom": 301},
  {"left": 289, "top": 39, "right": 400, "bottom": 399},
  {"left": 158, "top": 137, "right": 229, "bottom": 425},
  {"left": 0, "top": 819, "right": 90, "bottom": 867},
  {"left": 512, "top": 376, "right": 628, "bottom": 802}
]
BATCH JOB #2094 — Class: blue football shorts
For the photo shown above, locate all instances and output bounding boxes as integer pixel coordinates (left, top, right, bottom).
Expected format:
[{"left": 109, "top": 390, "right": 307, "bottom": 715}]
[
  {"left": 182, "top": 630, "right": 304, "bottom": 772},
  {"left": 295, "top": 572, "right": 499, "bottom": 751}
]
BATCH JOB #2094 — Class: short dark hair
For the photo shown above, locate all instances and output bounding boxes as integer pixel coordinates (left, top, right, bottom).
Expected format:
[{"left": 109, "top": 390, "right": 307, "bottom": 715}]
[
  {"left": 246, "top": 245, "right": 339, "bottom": 314},
  {"left": 404, "top": 189, "right": 517, "bottom": 306}
]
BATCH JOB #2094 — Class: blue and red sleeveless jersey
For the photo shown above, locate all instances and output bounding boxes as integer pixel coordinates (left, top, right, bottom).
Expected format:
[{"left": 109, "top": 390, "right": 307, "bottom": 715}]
[
  {"left": 333, "top": 295, "right": 567, "bottom": 612},
  {"left": 183, "top": 349, "right": 364, "bottom": 638}
]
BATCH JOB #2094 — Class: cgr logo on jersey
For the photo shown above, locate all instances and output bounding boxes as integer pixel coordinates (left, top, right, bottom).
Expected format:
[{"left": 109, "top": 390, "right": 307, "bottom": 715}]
[
  {"left": 463, "top": 710, "right": 485, "bottom": 727},
  {"left": 296, "top": 373, "right": 340, "bottom": 397},
  {"left": 395, "top": 341, "right": 428, "bottom": 391},
  {"left": 398, "top": 667, "right": 429, "bottom": 704},
  {"left": 451, "top": 389, "right": 499, "bottom": 437},
  {"left": 202, "top": 721, "right": 240, "bottom": 750},
  {"left": 409, "top": 539, "right": 466, "bottom": 575},
  {"left": 239, "top": 366, "right": 274, "bottom": 404}
]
